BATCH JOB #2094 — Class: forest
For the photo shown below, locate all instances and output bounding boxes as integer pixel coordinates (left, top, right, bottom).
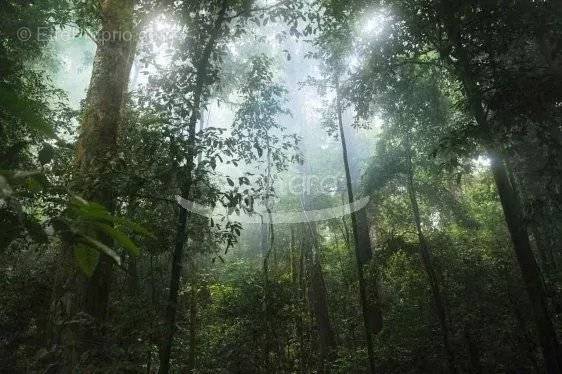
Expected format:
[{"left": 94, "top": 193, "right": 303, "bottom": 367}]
[{"left": 1, "top": 0, "right": 561, "bottom": 373}]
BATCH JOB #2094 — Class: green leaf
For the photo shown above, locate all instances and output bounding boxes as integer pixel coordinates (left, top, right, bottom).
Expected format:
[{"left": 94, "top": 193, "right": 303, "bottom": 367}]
[
  {"left": 74, "top": 244, "right": 100, "bottom": 277},
  {"left": 38, "top": 144, "right": 55, "bottom": 165},
  {"left": 71, "top": 196, "right": 114, "bottom": 223},
  {"left": 81, "top": 235, "right": 122, "bottom": 266},
  {"left": 0, "top": 85, "right": 55, "bottom": 137},
  {"left": 94, "top": 222, "right": 140, "bottom": 256},
  {"left": 115, "top": 217, "right": 154, "bottom": 238},
  {"left": 0, "top": 175, "right": 13, "bottom": 198}
]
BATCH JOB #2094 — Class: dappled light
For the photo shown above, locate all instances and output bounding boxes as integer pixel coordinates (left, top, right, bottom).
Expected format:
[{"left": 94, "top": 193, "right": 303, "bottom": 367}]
[{"left": 1, "top": 0, "right": 561, "bottom": 373}]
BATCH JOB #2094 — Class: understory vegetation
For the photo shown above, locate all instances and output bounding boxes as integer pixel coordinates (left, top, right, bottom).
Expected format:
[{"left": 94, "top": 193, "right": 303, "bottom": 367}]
[{"left": 1, "top": 0, "right": 561, "bottom": 373}]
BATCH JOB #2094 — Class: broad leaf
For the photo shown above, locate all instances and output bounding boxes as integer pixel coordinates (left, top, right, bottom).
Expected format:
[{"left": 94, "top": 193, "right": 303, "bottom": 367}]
[
  {"left": 94, "top": 222, "right": 140, "bottom": 256},
  {"left": 81, "top": 235, "right": 122, "bottom": 266},
  {"left": 74, "top": 244, "right": 100, "bottom": 277}
]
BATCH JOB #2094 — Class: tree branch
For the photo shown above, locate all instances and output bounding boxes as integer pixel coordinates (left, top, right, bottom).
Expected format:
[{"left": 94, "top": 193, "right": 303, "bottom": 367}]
[{"left": 226, "top": 0, "right": 292, "bottom": 21}]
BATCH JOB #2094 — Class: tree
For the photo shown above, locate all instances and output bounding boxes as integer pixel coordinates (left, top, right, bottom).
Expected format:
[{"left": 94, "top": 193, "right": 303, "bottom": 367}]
[{"left": 344, "top": 0, "right": 562, "bottom": 369}]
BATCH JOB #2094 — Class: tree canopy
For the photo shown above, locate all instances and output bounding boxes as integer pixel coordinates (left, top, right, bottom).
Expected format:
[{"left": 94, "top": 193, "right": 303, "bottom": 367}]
[{"left": 1, "top": 0, "right": 561, "bottom": 372}]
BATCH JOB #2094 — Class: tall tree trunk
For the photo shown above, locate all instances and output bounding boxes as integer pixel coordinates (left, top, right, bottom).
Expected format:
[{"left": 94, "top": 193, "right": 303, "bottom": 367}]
[
  {"left": 126, "top": 195, "right": 140, "bottom": 294},
  {"left": 463, "top": 327, "right": 482, "bottom": 374},
  {"left": 187, "top": 265, "right": 198, "bottom": 373},
  {"left": 159, "top": 3, "right": 228, "bottom": 372},
  {"left": 50, "top": 0, "right": 136, "bottom": 368},
  {"left": 335, "top": 76, "right": 377, "bottom": 374},
  {"left": 507, "top": 162, "right": 560, "bottom": 280},
  {"left": 489, "top": 155, "right": 562, "bottom": 372},
  {"left": 508, "top": 286, "right": 541, "bottom": 372},
  {"left": 436, "top": 13, "right": 562, "bottom": 369},
  {"left": 297, "top": 230, "right": 308, "bottom": 374},
  {"left": 309, "top": 261, "right": 337, "bottom": 372},
  {"left": 405, "top": 150, "right": 456, "bottom": 373},
  {"left": 77, "top": 0, "right": 136, "bottom": 322},
  {"left": 263, "top": 207, "right": 276, "bottom": 373},
  {"left": 464, "top": 66, "right": 561, "bottom": 373},
  {"left": 262, "top": 138, "right": 280, "bottom": 372},
  {"left": 300, "top": 221, "right": 337, "bottom": 372}
]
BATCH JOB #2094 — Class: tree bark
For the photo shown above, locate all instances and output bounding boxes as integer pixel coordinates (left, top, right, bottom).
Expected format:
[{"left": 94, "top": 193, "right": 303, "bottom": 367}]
[
  {"left": 405, "top": 150, "right": 456, "bottom": 373},
  {"left": 297, "top": 230, "right": 307, "bottom": 374},
  {"left": 335, "top": 76, "right": 377, "bottom": 374},
  {"left": 463, "top": 65, "right": 561, "bottom": 373},
  {"left": 50, "top": 0, "right": 136, "bottom": 369},
  {"left": 158, "top": 3, "right": 228, "bottom": 372},
  {"left": 187, "top": 266, "right": 198, "bottom": 373},
  {"left": 436, "top": 13, "right": 562, "bottom": 369},
  {"left": 77, "top": 0, "right": 136, "bottom": 323},
  {"left": 489, "top": 155, "right": 562, "bottom": 372},
  {"left": 299, "top": 220, "right": 337, "bottom": 372}
]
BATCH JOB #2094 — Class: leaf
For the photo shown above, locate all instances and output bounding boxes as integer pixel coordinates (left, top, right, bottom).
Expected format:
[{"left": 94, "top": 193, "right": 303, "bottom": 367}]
[
  {"left": 255, "top": 143, "right": 263, "bottom": 157},
  {"left": 94, "top": 222, "right": 140, "bottom": 256},
  {"left": 81, "top": 235, "right": 122, "bottom": 266},
  {"left": 0, "top": 85, "right": 55, "bottom": 138},
  {"left": 71, "top": 197, "right": 114, "bottom": 223},
  {"left": 74, "top": 244, "right": 100, "bottom": 277},
  {"left": 38, "top": 144, "right": 55, "bottom": 165},
  {"left": 115, "top": 217, "right": 154, "bottom": 238},
  {"left": 227, "top": 177, "right": 235, "bottom": 187},
  {"left": 0, "top": 175, "right": 13, "bottom": 198}
]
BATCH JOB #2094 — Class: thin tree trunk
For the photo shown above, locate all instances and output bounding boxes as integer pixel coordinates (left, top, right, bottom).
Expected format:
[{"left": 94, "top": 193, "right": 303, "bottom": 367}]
[
  {"left": 405, "top": 150, "right": 456, "bottom": 373},
  {"left": 263, "top": 206, "right": 276, "bottom": 373},
  {"left": 159, "top": 202, "right": 189, "bottom": 373},
  {"left": 340, "top": 191, "right": 351, "bottom": 249},
  {"left": 297, "top": 232, "right": 307, "bottom": 374},
  {"left": 159, "top": 3, "right": 228, "bottom": 372},
  {"left": 291, "top": 226, "right": 297, "bottom": 283},
  {"left": 263, "top": 137, "right": 280, "bottom": 372},
  {"left": 126, "top": 195, "right": 140, "bottom": 294},
  {"left": 187, "top": 266, "right": 198, "bottom": 373},
  {"left": 335, "top": 76, "right": 377, "bottom": 374}
]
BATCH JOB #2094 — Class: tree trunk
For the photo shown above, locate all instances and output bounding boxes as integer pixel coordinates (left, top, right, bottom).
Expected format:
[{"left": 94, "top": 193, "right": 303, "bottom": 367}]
[
  {"left": 335, "top": 76, "right": 377, "bottom": 374},
  {"left": 159, "top": 206, "right": 188, "bottom": 374},
  {"left": 126, "top": 195, "right": 140, "bottom": 294},
  {"left": 50, "top": 0, "right": 136, "bottom": 368},
  {"left": 437, "top": 12, "right": 562, "bottom": 370},
  {"left": 490, "top": 155, "right": 562, "bottom": 372},
  {"left": 77, "top": 0, "right": 136, "bottom": 322},
  {"left": 299, "top": 221, "right": 337, "bottom": 372},
  {"left": 187, "top": 267, "right": 198, "bottom": 373},
  {"left": 297, "top": 230, "right": 307, "bottom": 374},
  {"left": 463, "top": 327, "right": 482, "bottom": 374},
  {"left": 469, "top": 75, "right": 561, "bottom": 372},
  {"left": 263, "top": 206, "right": 276, "bottom": 373},
  {"left": 159, "top": 3, "right": 228, "bottom": 372},
  {"left": 405, "top": 151, "right": 456, "bottom": 373},
  {"left": 309, "top": 261, "right": 337, "bottom": 372}
]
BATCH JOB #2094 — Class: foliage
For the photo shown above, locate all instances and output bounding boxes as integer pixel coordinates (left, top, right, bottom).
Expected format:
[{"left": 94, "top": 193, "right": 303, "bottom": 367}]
[{"left": 1, "top": 0, "right": 561, "bottom": 373}]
